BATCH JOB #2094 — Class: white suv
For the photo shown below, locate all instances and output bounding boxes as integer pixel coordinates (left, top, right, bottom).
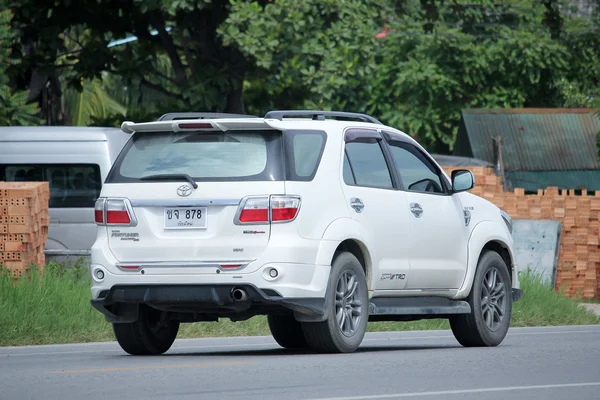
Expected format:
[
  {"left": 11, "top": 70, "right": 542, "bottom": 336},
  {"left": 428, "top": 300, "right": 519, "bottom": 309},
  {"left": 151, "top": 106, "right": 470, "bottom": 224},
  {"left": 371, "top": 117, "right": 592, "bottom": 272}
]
[{"left": 90, "top": 110, "right": 523, "bottom": 355}]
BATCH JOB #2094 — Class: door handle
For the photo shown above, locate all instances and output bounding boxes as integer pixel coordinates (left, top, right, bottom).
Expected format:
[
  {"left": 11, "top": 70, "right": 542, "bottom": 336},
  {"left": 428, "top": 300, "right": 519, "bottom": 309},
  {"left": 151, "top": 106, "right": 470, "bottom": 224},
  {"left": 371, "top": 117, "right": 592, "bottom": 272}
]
[
  {"left": 350, "top": 198, "right": 364, "bottom": 213},
  {"left": 410, "top": 203, "right": 423, "bottom": 218}
]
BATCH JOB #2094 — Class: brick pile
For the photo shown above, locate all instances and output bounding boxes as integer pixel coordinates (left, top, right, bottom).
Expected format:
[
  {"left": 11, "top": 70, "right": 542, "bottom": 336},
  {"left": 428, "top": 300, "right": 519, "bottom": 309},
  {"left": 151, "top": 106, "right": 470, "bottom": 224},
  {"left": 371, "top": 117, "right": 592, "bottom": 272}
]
[
  {"left": 0, "top": 182, "right": 50, "bottom": 278},
  {"left": 443, "top": 166, "right": 600, "bottom": 299}
]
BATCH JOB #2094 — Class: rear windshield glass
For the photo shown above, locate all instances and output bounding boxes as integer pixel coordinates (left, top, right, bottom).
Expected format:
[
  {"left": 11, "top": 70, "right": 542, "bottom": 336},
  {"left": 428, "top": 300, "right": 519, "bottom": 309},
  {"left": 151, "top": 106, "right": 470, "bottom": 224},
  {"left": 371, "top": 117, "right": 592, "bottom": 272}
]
[{"left": 107, "top": 130, "right": 283, "bottom": 182}]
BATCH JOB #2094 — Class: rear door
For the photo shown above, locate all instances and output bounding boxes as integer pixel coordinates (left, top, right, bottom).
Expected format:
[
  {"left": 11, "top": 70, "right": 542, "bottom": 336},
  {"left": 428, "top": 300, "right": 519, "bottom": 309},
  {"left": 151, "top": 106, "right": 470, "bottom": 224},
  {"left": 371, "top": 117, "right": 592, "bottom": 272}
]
[
  {"left": 101, "top": 128, "right": 285, "bottom": 267},
  {"left": 340, "top": 128, "right": 412, "bottom": 291}
]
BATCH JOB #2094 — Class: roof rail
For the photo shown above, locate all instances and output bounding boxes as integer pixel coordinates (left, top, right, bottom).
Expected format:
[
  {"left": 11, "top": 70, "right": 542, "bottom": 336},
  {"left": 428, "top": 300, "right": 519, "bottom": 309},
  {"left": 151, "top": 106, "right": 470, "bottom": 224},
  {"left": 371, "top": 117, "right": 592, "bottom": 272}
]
[
  {"left": 157, "top": 112, "right": 258, "bottom": 121},
  {"left": 264, "top": 110, "right": 382, "bottom": 125}
]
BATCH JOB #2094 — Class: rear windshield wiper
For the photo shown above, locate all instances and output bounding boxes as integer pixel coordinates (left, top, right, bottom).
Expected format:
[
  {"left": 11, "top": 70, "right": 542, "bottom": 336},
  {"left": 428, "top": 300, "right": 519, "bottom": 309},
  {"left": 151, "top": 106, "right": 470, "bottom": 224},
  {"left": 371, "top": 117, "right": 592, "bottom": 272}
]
[{"left": 139, "top": 173, "right": 198, "bottom": 189}]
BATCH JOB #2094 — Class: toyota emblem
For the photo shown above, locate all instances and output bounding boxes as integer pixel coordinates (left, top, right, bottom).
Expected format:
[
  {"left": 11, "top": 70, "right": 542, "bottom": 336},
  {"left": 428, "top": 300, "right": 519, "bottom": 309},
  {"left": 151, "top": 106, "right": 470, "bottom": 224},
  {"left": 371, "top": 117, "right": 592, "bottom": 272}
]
[{"left": 176, "top": 184, "right": 193, "bottom": 197}]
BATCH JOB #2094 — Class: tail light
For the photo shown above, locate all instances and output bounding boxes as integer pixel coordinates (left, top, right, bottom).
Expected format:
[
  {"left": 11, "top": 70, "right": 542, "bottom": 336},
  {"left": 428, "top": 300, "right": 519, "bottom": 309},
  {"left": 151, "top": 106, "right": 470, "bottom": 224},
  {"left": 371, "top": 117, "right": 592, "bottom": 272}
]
[
  {"left": 236, "top": 195, "right": 301, "bottom": 225},
  {"left": 238, "top": 197, "right": 270, "bottom": 224},
  {"left": 95, "top": 198, "right": 137, "bottom": 226},
  {"left": 94, "top": 198, "right": 105, "bottom": 224},
  {"left": 270, "top": 196, "right": 300, "bottom": 222}
]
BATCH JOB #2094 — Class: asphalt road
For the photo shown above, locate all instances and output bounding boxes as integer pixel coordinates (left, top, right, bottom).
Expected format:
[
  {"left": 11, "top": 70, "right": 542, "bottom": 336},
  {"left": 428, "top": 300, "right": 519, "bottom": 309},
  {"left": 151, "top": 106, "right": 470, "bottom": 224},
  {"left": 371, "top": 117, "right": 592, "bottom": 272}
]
[{"left": 1, "top": 325, "right": 600, "bottom": 400}]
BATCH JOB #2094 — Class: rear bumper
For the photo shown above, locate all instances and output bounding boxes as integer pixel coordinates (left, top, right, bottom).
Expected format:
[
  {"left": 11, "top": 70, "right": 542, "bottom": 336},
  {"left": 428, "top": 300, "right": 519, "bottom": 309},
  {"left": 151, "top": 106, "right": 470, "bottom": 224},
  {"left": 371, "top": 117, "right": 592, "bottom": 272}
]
[
  {"left": 91, "top": 284, "right": 327, "bottom": 323},
  {"left": 90, "top": 235, "right": 332, "bottom": 300}
]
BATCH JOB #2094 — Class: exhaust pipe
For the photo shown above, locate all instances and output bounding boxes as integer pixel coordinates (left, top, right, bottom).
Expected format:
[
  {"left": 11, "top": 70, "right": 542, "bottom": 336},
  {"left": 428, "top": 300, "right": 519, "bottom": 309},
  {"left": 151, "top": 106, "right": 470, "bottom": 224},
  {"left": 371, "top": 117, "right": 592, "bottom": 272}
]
[{"left": 231, "top": 287, "right": 248, "bottom": 301}]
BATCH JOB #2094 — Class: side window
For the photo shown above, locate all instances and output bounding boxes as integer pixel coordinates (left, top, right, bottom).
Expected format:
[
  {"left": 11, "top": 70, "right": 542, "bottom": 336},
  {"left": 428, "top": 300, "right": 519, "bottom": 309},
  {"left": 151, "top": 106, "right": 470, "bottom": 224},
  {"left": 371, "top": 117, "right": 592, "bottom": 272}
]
[
  {"left": 388, "top": 143, "right": 445, "bottom": 194},
  {"left": 0, "top": 164, "right": 102, "bottom": 208},
  {"left": 343, "top": 152, "right": 355, "bottom": 185},
  {"left": 289, "top": 132, "right": 326, "bottom": 180},
  {"left": 343, "top": 141, "right": 393, "bottom": 189}
]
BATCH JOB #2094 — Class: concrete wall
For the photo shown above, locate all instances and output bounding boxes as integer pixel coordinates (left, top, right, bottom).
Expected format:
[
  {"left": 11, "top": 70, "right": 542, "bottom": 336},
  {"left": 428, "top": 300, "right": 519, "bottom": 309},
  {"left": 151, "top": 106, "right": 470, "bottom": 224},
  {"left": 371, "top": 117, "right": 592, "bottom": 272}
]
[{"left": 512, "top": 220, "right": 561, "bottom": 286}]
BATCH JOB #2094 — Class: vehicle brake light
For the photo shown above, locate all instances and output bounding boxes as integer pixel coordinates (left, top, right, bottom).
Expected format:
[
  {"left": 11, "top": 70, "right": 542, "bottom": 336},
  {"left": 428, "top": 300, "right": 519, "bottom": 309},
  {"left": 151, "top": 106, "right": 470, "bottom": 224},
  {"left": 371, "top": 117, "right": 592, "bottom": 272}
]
[
  {"left": 271, "top": 196, "right": 300, "bottom": 222},
  {"left": 95, "top": 198, "right": 136, "bottom": 226},
  {"left": 177, "top": 123, "right": 213, "bottom": 130},
  {"left": 106, "top": 200, "right": 132, "bottom": 224},
  {"left": 94, "top": 198, "right": 105, "bottom": 224},
  {"left": 238, "top": 197, "right": 269, "bottom": 223},
  {"left": 236, "top": 195, "right": 301, "bottom": 224}
]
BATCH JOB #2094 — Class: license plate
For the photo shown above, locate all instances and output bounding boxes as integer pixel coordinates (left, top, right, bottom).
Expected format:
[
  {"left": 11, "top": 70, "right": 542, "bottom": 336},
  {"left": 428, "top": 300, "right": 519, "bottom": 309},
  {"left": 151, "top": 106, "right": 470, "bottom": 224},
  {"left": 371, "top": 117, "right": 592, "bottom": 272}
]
[{"left": 164, "top": 207, "right": 207, "bottom": 230}]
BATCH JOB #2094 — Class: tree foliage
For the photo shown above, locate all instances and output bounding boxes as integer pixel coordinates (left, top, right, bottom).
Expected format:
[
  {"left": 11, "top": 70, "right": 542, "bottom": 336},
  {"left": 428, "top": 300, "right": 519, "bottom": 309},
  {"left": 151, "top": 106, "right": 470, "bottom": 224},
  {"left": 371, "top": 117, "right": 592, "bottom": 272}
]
[
  {"left": 7, "top": 0, "right": 273, "bottom": 118},
  {"left": 0, "top": 9, "right": 40, "bottom": 126},
  {"left": 4, "top": 0, "right": 600, "bottom": 152},
  {"left": 361, "top": 0, "right": 575, "bottom": 150},
  {"left": 221, "top": 0, "right": 385, "bottom": 114},
  {"left": 225, "top": 0, "right": 600, "bottom": 151}
]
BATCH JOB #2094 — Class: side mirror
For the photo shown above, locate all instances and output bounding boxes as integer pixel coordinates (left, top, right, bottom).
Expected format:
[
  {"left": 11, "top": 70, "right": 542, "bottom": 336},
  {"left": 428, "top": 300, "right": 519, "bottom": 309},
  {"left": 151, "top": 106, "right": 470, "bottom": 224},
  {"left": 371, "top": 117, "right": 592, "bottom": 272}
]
[{"left": 451, "top": 169, "right": 475, "bottom": 192}]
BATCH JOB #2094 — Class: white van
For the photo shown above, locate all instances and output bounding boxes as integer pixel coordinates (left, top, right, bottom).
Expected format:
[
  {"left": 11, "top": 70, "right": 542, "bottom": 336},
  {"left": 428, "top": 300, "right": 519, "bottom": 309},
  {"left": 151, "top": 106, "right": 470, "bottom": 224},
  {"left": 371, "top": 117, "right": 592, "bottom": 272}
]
[{"left": 0, "top": 126, "right": 130, "bottom": 260}]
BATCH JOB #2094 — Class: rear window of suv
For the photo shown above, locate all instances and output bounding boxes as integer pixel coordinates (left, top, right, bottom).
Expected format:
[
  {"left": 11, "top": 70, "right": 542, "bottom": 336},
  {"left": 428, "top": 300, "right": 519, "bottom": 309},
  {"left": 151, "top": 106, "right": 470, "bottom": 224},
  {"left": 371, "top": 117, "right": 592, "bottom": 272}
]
[
  {"left": 106, "top": 129, "right": 328, "bottom": 183},
  {"left": 107, "top": 130, "right": 283, "bottom": 182}
]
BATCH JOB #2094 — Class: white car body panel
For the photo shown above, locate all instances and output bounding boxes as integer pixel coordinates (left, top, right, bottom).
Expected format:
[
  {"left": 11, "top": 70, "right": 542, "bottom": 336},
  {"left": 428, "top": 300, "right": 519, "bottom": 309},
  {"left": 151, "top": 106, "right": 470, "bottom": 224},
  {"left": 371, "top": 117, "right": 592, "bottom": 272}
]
[{"left": 402, "top": 191, "right": 468, "bottom": 290}]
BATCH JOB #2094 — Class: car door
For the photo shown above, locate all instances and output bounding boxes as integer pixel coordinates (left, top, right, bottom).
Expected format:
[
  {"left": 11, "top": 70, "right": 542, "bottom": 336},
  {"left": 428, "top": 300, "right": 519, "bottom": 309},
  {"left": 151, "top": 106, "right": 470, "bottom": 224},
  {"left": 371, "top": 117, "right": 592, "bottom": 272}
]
[
  {"left": 340, "top": 128, "right": 412, "bottom": 291},
  {"left": 384, "top": 135, "right": 468, "bottom": 290}
]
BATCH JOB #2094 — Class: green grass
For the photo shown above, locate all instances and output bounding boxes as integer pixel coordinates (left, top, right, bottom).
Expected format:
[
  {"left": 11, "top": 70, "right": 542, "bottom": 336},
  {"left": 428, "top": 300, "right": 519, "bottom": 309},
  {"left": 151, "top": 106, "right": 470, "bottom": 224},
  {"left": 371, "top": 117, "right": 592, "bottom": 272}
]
[{"left": 1, "top": 263, "right": 598, "bottom": 347}]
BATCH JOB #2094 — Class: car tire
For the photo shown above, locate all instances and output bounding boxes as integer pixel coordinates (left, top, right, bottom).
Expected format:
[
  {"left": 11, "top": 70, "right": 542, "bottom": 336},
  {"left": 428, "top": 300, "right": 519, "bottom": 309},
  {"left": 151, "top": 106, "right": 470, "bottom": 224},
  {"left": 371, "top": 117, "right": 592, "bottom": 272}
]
[
  {"left": 302, "top": 252, "right": 369, "bottom": 353},
  {"left": 267, "top": 314, "right": 309, "bottom": 349},
  {"left": 450, "top": 250, "right": 512, "bottom": 347},
  {"left": 112, "top": 305, "right": 179, "bottom": 355}
]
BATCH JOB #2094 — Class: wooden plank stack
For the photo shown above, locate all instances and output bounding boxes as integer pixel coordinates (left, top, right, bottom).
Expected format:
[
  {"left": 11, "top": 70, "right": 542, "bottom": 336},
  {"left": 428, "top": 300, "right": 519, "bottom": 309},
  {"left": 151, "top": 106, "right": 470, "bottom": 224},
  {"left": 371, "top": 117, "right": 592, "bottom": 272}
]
[
  {"left": 0, "top": 182, "right": 50, "bottom": 278},
  {"left": 443, "top": 166, "right": 600, "bottom": 299}
]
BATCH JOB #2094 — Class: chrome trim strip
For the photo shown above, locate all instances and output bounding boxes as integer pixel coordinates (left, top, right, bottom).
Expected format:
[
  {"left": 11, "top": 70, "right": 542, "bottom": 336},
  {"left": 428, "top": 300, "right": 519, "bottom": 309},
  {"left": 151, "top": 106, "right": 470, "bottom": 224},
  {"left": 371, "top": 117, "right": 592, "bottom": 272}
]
[
  {"left": 115, "top": 261, "right": 252, "bottom": 272},
  {"left": 378, "top": 290, "right": 451, "bottom": 293},
  {"left": 130, "top": 199, "right": 241, "bottom": 207}
]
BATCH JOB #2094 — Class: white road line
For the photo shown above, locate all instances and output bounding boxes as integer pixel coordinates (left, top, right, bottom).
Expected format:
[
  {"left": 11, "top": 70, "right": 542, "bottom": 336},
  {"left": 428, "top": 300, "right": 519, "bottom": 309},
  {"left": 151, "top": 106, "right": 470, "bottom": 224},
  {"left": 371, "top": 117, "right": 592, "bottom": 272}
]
[
  {"left": 510, "top": 330, "right": 600, "bottom": 336},
  {"left": 1, "top": 327, "right": 598, "bottom": 357},
  {"left": 305, "top": 382, "right": 600, "bottom": 400}
]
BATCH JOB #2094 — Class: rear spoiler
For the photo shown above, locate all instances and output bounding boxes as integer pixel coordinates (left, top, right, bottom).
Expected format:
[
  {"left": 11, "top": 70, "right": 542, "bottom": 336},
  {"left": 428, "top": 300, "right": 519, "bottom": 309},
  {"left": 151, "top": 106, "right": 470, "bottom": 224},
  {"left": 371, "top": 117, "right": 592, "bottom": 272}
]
[{"left": 121, "top": 118, "right": 284, "bottom": 134}]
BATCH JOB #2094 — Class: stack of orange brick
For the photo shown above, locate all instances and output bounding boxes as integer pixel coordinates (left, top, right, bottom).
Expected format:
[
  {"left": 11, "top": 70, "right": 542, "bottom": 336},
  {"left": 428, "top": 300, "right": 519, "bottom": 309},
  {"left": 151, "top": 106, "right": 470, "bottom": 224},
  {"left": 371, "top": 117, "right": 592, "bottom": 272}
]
[
  {"left": 443, "top": 166, "right": 600, "bottom": 299},
  {"left": 0, "top": 182, "right": 50, "bottom": 278}
]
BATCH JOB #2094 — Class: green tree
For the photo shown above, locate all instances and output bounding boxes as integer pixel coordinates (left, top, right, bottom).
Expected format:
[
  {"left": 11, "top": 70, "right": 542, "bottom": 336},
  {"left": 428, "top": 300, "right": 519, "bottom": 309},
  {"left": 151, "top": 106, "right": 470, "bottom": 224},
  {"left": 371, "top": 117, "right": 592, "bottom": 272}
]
[
  {"left": 7, "top": 0, "right": 386, "bottom": 125},
  {"left": 553, "top": 0, "right": 600, "bottom": 108},
  {"left": 223, "top": 0, "right": 600, "bottom": 152},
  {"left": 221, "top": 0, "right": 386, "bottom": 115},
  {"left": 7, "top": 0, "right": 274, "bottom": 121},
  {"left": 56, "top": 31, "right": 127, "bottom": 126},
  {"left": 6, "top": 0, "right": 600, "bottom": 153},
  {"left": 361, "top": 0, "right": 573, "bottom": 151},
  {"left": 0, "top": 9, "right": 40, "bottom": 126}
]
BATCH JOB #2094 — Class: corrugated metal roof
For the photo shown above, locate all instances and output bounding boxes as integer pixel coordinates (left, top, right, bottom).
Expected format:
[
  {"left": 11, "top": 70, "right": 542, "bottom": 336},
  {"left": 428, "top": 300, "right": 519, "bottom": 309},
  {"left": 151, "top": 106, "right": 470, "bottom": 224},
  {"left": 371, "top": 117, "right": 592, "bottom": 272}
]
[
  {"left": 505, "top": 170, "right": 600, "bottom": 192},
  {"left": 456, "top": 108, "right": 600, "bottom": 171},
  {"left": 432, "top": 154, "right": 494, "bottom": 168}
]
